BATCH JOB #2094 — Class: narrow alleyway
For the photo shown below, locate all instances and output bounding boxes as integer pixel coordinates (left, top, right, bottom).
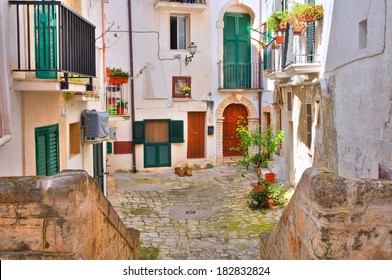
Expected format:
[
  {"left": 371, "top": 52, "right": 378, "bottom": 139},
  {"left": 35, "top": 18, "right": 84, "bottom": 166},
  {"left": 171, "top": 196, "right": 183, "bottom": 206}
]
[{"left": 108, "top": 166, "right": 285, "bottom": 260}]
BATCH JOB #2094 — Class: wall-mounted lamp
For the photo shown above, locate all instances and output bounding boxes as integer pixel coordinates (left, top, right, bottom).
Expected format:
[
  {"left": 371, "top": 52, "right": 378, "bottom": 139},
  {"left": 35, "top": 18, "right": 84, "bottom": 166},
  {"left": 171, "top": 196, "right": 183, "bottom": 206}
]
[{"left": 185, "top": 42, "right": 197, "bottom": 66}]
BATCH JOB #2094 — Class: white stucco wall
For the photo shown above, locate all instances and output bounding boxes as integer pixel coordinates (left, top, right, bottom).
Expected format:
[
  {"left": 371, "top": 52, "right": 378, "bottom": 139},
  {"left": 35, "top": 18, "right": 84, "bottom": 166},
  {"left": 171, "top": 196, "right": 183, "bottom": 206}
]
[
  {"left": 0, "top": 0, "right": 24, "bottom": 176},
  {"left": 324, "top": 0, "right": 392, "bottom": 179},
  {"left": 104, "top": 0, "right": 266, "bottom": 170}
]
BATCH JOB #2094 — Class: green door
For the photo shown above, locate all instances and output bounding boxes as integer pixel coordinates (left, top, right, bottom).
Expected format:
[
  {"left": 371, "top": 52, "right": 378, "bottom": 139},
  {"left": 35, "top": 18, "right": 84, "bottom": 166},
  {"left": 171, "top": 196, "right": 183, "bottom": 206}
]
[
  {"left": 35, "top": 0, "right": 57, "bottom": 79},
  {"left": 35, "top": 124, "right": 60, "bottom": 176},
  {"left": 93, "top": 143, "right": 104, "bottom": 192},
  {"left": 224, "top": 13, "right": 251, "bottom": 88}
]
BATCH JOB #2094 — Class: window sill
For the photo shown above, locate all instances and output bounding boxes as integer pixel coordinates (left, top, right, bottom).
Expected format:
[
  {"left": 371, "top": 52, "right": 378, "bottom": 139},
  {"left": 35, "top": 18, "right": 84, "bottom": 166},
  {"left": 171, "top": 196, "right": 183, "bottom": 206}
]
[
  {"left": 173, "top": 97, "right": 192, "bottom": 102},
  {"left": 154, "top": 1, "right": 207, "bottom": 13}
]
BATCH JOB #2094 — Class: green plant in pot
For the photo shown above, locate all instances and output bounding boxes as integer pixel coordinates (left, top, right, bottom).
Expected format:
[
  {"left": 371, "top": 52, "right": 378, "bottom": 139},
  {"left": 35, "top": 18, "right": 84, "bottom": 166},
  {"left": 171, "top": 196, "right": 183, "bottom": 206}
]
[
  {"left": 231, "top": 117, "right": 286, "bottom": 209},
  {"left": 267, "top": 10, "right": 290, "bottom": 33},
  {"left": 107, "top": 67, "right": 130, "bottom": 85},
  {"left": 116, "top": 100, "right": 128, "bottom": 114}
]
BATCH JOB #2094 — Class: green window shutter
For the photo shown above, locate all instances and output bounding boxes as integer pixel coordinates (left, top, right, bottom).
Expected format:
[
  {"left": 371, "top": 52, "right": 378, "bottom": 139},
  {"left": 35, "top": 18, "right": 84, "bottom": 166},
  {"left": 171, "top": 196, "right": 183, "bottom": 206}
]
[
  {"left": 307, "top": 22, "right": 315, "bottom": 63},
  {"left": 306, "top": 0, "right": 315, "bottom": 63},
  {"left": 223, "top": 13, "right": 251, "bottom": 88},
  {"left": 133, "top": 121, "right": 145, "bottom": 144},
  {"left": 35, "top": 0, "right": 57, "bottom": 79},
  {"left": 35, "top": 124, "right": 59, "bottom": 176},
  {"left": 169, "top": 120, "right": 184, "bottom": 143},
  {"left": 36, "top": 134, "right": 47, "bottom": 175}
]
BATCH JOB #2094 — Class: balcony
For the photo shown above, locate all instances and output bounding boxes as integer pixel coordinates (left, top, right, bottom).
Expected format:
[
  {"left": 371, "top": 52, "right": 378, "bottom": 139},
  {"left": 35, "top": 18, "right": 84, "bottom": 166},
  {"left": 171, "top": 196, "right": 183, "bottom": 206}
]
[
  {"left": 284, "top": 53, "right": 321, "bottom": 76},
  {"left": 9, "top": 1, "right": 96, "bottom": 91},
  {"left": 264, "top": 44, "right": 290, "bottom": 81},
  {"left": 154, "top": 0, "right": 207, "bottom": 13},
  {"left": 218, "top": 62, "right": 261, "bottom": 91}
]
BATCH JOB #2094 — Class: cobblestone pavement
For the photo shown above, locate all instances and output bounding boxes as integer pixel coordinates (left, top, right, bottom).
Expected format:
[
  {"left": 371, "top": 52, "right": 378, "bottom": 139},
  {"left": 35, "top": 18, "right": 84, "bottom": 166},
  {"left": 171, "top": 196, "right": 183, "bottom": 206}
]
[{"left": 108, "top": 166, "right": 286, "bottom": 260}]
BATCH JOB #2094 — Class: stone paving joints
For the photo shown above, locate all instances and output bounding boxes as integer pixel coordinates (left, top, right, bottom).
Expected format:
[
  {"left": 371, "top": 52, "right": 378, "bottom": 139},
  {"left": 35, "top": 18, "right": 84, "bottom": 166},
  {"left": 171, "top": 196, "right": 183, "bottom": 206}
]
[{"left": 108, "top": 166, "right": 285, "bottom": 260}]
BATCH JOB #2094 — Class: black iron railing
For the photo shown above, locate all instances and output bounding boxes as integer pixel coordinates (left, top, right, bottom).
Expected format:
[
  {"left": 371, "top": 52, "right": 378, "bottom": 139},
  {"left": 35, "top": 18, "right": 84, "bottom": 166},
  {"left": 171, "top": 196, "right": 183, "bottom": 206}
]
[
  {"left": 9, "top": 1, "right": 96, "bottom": 89},
  {"left": 219, "top": 62, "right": 261, "bottom": 90}
]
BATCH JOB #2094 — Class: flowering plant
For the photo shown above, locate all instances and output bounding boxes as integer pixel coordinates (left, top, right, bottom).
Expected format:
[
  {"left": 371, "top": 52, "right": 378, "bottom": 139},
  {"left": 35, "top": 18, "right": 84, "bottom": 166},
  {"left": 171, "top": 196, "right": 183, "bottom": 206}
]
[{"left": 182, "top": 86, "right": 191, "bottom": 95}]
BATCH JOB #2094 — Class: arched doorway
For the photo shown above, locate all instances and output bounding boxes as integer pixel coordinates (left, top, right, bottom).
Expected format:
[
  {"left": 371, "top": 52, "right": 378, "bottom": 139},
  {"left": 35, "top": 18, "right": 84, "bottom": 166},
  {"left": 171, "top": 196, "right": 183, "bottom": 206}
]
[{"left": 223, "top": 104, "right": 248, "bottom": 156}]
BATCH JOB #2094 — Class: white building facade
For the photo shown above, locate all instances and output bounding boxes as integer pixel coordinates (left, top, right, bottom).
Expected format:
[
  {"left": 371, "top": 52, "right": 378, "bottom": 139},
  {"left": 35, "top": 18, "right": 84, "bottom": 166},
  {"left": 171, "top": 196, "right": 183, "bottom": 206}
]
[
  {"left": 263, "top": 0, "right": 392, "bottom": 183},
  {"left": 0, "top": 0, "right": 109, "bottom": 193},
  {"left": 105, "top": 0, "right": 275, "bottom": 172}
]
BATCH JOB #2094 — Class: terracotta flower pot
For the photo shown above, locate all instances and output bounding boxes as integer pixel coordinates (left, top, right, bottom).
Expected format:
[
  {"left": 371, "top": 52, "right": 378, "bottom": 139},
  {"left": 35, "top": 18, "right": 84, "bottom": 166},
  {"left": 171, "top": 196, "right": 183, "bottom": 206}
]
[
  {"left": 275, "top": 35, "right": 284, "bottom": 44},
  {"left": 265, "top": 172, "right": 275, "bottom": 182},
  {"left": 178, "top": 169, "right": 186, "bottom": 177},
  {"left": 185, "top": 168, "right": 192, "bottom": 176},
  {"left": 174, "top": 167, "right": 180, "bottom": 175},
  {"left": 108, "top": 77, "right": 129, "bottom": 85}
]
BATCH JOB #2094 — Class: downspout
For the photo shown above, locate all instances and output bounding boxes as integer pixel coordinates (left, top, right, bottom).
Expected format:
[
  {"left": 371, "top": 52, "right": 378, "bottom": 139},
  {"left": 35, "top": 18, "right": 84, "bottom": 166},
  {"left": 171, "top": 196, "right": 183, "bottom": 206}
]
[
  {"left": 102, "top": 0, "right": 106, "bottom": 83},
  {"left": 128, "top": 0, "right": 137, "bottom": 173},
  {"left": 258, "top": 1, "right": 263, "bottom": 132},
  {"left": 0, "top": 5, "right": 12, "bottom": 146}
]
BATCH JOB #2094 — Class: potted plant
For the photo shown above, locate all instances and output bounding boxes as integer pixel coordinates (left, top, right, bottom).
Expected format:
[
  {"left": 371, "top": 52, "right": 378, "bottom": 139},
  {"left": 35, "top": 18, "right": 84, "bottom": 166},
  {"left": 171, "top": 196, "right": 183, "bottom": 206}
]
[
  {"left": 267, "top": 10, "right": 290, "bottom": 34},
  {"left": 116, "top": 100, "right": 128, "bottom": 114},
  {"left": 231, "top": 117, "right": 284, "bottom": 185},
  {"left": 248, "top": 180, "right": 287, "bottom": 210},
  {"left": 182, "top": 86, "right": 191, "bottom": 96},
  {"left": 265, "top": 161, "right": 275, "bottom": 182},
  {"left": 107, "top": 67, "right": 129, "bottom": 85},
  {"left": 292, "top": 3, "right": 323, "bottom": 23},
  {"left": 177, "top": 167, "right": 186, "bottom": 177},
  {"left": 185, "top": 166, "right": 192, "bottom": 176}
]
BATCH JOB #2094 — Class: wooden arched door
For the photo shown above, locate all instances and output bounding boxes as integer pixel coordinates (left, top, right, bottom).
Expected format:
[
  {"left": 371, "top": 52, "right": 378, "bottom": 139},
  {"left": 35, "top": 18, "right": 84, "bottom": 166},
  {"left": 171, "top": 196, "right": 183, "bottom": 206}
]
[{"left": 223, "top": 104, "right": 248, "bottom": 156}]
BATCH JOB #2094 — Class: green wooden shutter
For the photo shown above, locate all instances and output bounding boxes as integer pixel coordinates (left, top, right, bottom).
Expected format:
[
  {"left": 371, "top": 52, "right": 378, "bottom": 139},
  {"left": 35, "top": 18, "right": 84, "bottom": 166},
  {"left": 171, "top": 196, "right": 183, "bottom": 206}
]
[
  {"left": 169, "top": 120, "right": 184, "bottom": 143},
  {"left": 307, "top": 0, "right": 315, "bottom": 63},
  {"left": 224, "top": 13, "right": 251, "bottom": 88},
  {"left": 35, "top": 0, "right": 57, "bottom": 79},
  {"left": 133, "top": 121, "right": 145, "bottom": 144},
  {"left": 35, "top": 124, "right": 59, "bottom": 176}
]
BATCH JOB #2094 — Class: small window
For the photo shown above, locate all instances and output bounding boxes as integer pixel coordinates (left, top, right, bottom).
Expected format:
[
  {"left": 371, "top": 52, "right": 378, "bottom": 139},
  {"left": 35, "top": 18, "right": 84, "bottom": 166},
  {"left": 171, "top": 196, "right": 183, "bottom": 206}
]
[
  {"left": 315, "top": 100, "right": 321, "bottom": 127},
  {"left": 287, "top": 92, "right": 292, "bottom": 112},
  {"left": 172, "top": 76, "right": 191, "bottom": 98},
  {"left": 145, "top": 120, "right": 169, "bottom": 143},
  {"left": 170, "top": 14, "right": 189, "bottom": 50},
  {"left": 70, "top": 122, "right": 81, "bottom": 156},
  {"left": 306, "top": 104, "right": 312, "bottom": 149},
  {"left": 359, "top": 19, "right": 367, "bottom": 49}
]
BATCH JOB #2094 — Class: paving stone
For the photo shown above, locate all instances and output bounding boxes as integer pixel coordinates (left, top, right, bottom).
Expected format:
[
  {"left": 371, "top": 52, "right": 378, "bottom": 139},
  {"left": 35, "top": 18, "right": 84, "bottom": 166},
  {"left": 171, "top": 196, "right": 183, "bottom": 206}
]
[{"left": 108, "top": 166, "right": 286, "bottom": 260}]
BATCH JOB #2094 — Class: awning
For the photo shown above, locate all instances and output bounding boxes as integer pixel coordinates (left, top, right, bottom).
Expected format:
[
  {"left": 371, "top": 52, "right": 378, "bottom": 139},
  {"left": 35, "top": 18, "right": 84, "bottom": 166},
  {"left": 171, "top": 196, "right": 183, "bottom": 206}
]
[{"left": 0, "top": 5, "right": 12, "bottom": 142}]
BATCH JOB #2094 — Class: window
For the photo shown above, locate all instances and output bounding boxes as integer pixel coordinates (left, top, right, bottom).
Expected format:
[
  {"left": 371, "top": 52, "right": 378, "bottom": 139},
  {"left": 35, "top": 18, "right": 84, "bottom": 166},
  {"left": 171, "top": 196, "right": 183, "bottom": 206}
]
[
  {"left": 35, "top": 124, "right": 59, "bottom": 176},
  {"left": 69, "top": 122, "right": 81, "bottom": 157},
  {"left": 315, "top": 101, "right": 320, "bottom": 127},
  {"left": 223, "top": 13, "right": 251, "bottom": 88},
  {"left": 287, "top": 92, "right": 292, "bottom": 112},
  {"left": 306, "top": 104, "right": 312, "bottom": 149},
  {"left": 170, "top": 14, "right": 189, "bottom": 50},
  {"left": 145, "top": 120, "right": 169, "bottom": 143},
  {"left": 359, "top": 19, "right": 368, "bottom": 49},
  {"left": 172, "top": 76, "right": 191, "bottom": 98}
]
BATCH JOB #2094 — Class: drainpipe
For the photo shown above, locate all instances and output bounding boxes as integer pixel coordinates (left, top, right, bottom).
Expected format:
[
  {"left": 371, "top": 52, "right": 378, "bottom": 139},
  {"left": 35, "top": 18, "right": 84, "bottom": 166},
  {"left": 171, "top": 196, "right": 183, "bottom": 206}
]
[
  {"left": 0, "top": 5, "right": 12, "bottom": 146},
  {"left": 102, "top": 0, "right": 106, "bottom": 83},
  {"left": 258, "top": 2, "right": 263, "bottom": 132},
  {"left": 128, "top": 0, "right": 137, "bottom": 173}
]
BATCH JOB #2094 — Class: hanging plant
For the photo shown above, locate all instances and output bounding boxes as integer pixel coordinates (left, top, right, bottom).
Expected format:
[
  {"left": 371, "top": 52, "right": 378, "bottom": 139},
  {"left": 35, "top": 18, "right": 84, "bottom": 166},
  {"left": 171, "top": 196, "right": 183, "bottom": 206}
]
[
  {"left": 292, "top": 3, "right": 323, "bottom": 23},
  {"left": 267, "top": 10, "right": 290, "bottom": 34}
]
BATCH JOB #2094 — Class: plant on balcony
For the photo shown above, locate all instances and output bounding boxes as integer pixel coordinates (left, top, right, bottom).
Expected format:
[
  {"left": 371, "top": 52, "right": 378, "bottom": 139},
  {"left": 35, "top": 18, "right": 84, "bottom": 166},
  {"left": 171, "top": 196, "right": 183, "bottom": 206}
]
[
  {"left": 116, "top": 100, "right": 128, "bottom": 114},
  {"left": 292, "top": 3, "right": 323, "bottom": 23},
  {"left": 267, "top": 10, "right": 290, "bottom": 33},
  {"left": 290, "top": 3, "right": 324, "bottom": 35},
  {"left": 107, "top": 67, "right": 129, "bottom": 85}
]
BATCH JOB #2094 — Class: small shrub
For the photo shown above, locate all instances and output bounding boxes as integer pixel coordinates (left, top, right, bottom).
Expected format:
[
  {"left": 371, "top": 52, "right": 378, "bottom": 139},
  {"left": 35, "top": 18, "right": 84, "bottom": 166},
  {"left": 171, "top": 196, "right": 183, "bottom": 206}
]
[{"left": 248, "top": 181, "right": 287, "bottom": 210}]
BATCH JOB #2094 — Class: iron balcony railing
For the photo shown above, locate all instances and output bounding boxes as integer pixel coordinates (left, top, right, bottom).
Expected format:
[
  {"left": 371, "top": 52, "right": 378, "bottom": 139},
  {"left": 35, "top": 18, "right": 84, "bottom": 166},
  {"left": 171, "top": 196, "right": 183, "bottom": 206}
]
[
  {"left": 9, "top": 1, "right": 96, "bottom": 89},
  {"left": 218, "top": 61, "right": 261, "bottom": 90}
]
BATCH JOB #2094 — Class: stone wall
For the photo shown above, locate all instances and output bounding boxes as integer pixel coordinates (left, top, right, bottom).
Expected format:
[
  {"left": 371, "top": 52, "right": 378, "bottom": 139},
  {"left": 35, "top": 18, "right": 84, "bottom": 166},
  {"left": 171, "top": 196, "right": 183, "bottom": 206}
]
[
  {"left": 260, "top": 168, "right": 392, "bottom": 259},
  {"left": 0, "top": 170, "right": 140, "bottom": 260}
]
